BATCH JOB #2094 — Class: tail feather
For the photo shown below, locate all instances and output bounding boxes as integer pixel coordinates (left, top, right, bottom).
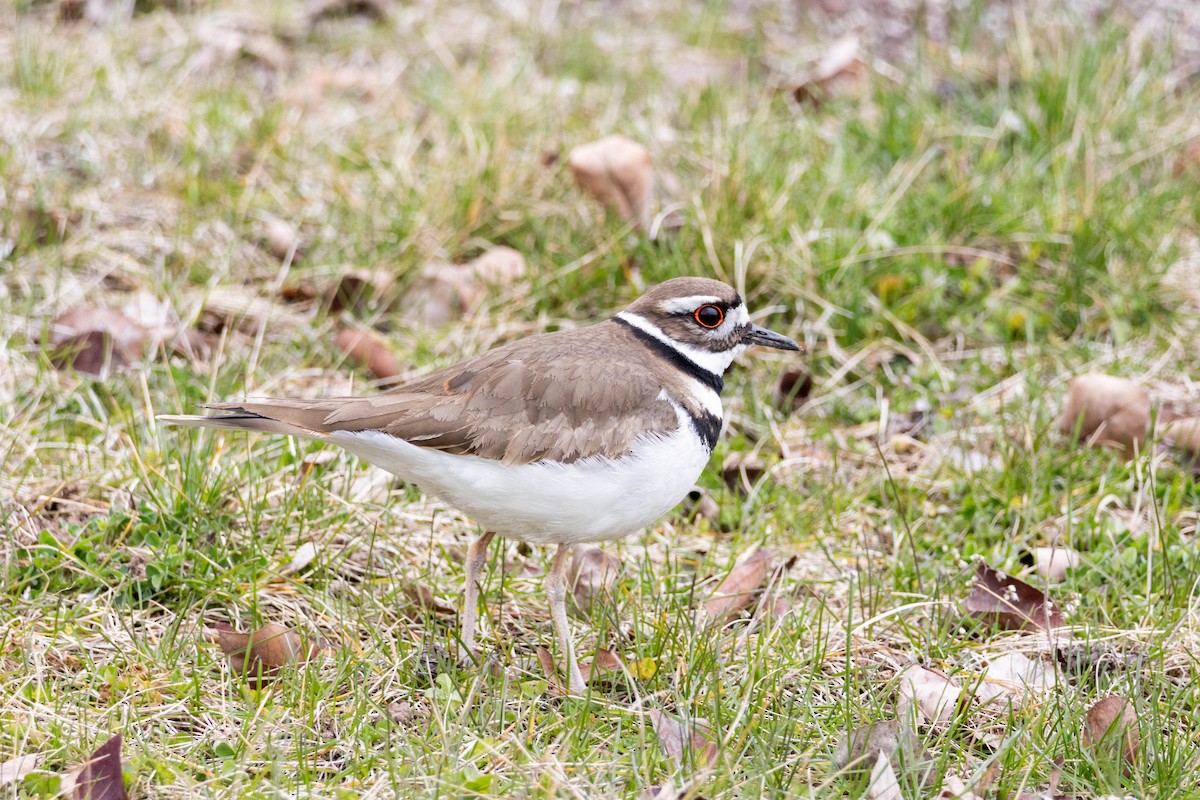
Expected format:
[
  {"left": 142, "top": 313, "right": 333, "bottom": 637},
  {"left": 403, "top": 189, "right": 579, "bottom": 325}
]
[
  {"left": 158, "top": 397, "right": 362, "bottom": 440},
  {"left": 157, "top": 413, "right": 323, "bottom": 440}
]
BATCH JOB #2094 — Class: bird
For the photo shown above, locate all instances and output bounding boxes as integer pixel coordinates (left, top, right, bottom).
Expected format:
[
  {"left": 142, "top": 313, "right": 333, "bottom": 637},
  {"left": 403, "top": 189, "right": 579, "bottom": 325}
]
[{"left": 160, "top": 277, "right": 800, "bottom": 693}]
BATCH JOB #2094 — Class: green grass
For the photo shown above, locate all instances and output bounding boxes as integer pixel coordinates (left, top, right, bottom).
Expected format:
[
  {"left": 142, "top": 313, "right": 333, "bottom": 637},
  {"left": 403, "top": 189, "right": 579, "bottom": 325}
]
[{"left": 3, "top": 0, "right": 1200, "bottom": 797}]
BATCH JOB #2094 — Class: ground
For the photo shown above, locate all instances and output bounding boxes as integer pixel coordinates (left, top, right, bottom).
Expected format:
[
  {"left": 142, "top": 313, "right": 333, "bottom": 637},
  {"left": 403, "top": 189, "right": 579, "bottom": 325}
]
[{"left": 2, "top": 0, "right": 1200, "bottom": 797}]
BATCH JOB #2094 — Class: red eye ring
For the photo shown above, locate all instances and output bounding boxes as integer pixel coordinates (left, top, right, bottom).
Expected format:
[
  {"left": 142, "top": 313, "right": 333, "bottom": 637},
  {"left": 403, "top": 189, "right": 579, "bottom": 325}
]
[{"left": 694, "top": 304, "right": 724, "bottom": 329}]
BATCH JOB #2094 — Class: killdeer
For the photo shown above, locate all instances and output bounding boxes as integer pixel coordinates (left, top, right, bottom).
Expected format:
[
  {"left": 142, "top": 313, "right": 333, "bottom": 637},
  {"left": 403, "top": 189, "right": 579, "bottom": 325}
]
[{"left": 161, "top": 277, "right": 799, "bottom": 693}]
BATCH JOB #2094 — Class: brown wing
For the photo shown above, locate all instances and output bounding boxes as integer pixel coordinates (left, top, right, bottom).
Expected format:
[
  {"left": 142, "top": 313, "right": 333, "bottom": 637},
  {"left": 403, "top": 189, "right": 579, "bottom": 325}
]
[{"left": 207, "top": 322, "right": 682, "bottom": 465}]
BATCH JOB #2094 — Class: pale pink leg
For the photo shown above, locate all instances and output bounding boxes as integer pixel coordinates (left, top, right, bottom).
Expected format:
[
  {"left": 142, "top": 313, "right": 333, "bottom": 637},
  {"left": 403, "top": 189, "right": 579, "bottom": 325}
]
[
  {"left": 460, "top": 530, "right": 497, "bottom": 657},
  {"left": 545, "top": 544, "right": 586, "bottom": 694}
]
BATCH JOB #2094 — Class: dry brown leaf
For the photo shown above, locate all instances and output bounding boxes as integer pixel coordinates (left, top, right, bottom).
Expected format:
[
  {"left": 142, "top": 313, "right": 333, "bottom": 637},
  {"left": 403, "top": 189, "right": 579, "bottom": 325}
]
[
  {"left": 898, "top": 665, "right": 962, "bottom": 724},
  {"left": 307, "top": 0, "right": 392, "bottom": 25},
  {"left": 702, "top": 548, "right": 773, "bottom": 624},
  {"left": 833, "top": 719, "right": 919, "bottom": 776},
  {"left": 216, "top": 622, "right": 319, "bottom": 688},
  {"left": 534, "top": 645, "right": 562, "bottom": 693},
  {"left": 965, "top": 562, "right": 1064, "bottom": 631},
  {"left": 579, "top": 647, "right": 624, "bottom": 682},
  {"left": 279, "top": 541, "right": 319, "bottom": 576},
  {"left": 72, "top": 733, "right": 127, "bottom": 800},
  {"left": 939, "top": 774, "right": 985, "bottom": 800},
  {"left": 973, "top": 653, "right": 1057, "bottom": 706},
  {"left": 258, "top": 214, "right": 301, "bottom": 262},
  {"left": 48, "top": 307, "right": 149, "bottom": 375},
  {"left": 720, "top": 451, "right": 766, "bottom": 495},
  {"left": 399, "top": 582, "right": 456, "bottom": 617},
  {"left": 1032, "top": 546, "right": 1081, "bottom": 582},
  {"left": 0, "top": 753, "right": 40, "bottom": 786},
  {"left": 1083, "top": 695, "right": 1139, "bottom": 766},
  {"left": 649, "top": 710, "right": 718, "bottom": 767},
  {"left": 866, "top": 750, "right": 903, "bottom": 800},
  {"left": 334, "top": 327, "right": 399, "bottom": 380},
  {"left": 1056, "top": 374, "right": 1150, "bottom": 457},
  {"left": 1161, "top": 417, "right": 1200, "bottom": 465},
  {"left": 792, "top": 35, "right": 865, "bottom": 105},
  {"left": 401, "top": 249, "right": 527, "bottom": 327},
  {"left": 567, "top": 544, "right": 620, "bottom": 616},
  {"left": 774, "top": 367, "right": 813, "bottom": 414},
  {"left": 329, "top": 268, "right": 398, "bottom": 316},
  {"left": 406, "top": 263, "right": 478, "bottom": 327},
  {"left": 469, "top": 246, "right": 526, "bottom": 286},
  {"left": 568, "top": 135, "right": 654, "bottom": 231}
]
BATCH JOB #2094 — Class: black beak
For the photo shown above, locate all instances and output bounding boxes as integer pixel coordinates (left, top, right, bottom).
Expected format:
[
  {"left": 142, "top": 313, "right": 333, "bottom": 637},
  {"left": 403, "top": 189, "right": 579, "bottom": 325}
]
[{"left": 744, "top": 325, "right": 802, "bottom": 352}]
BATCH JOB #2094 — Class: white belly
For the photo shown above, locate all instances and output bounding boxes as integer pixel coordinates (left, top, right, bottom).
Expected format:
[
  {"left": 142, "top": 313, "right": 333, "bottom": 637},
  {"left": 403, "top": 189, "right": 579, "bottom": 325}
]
[{"left": 327, "top": 411, "right": 711, "bottom": 544}]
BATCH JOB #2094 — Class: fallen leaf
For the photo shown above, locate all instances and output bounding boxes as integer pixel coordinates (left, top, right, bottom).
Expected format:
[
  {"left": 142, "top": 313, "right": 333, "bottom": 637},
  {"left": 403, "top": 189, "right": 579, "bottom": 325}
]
[
  {"left": 833, "top": 718, "right": 917, "bottom": 775},
  {"left": 965, "top": 562, "right": 1064, "bottom": 631},
  {"left": 73, "top": 733, "right": 127, "bottom": 800},
  {"left": 329, "top": 268, "right": 398, "bottom": 316},
  {"left": 468, "top": 246, "right": 526, "bottom": 287},
  {"left": 1031, "top": 546, "right": 1081, "bottom": 582},
  {"left": 279, "top": 282, "right": 319, "bottom": 303},
  {"left": 47, "top": 307, "right": 149, "bottom": 375},
  {"left": 973, "top": 653, "right": 1057, "bottom": 706},
  {"left": 720, "top": 451, "right": 766, "bottom": 495},
  {"left": 199, "top": 286, "right": 310, "bottom": 333},
  {"left": 628, "top": 656, "right": 657, "bottom": 680},
  {"left": 258, "top": 214, "right": 301, "bottom": 262},
  {"left": 307, "top": 0, "right": 392, "bottom": 25},
  {"left": 568, "top": 135, "right": 654, "bottom": 231},
  {"left": 402, "top": 249, "right": 527, "bottom": 327},
  {"left": 641, "top": 784, "right": 679, "bottom": 800},
  {"left": 216, "top": 622, "right": 319, "bottom": 688},
  {"left": 534, "top": 646, "right": 561, "bottom": 693},
  {"left": 898, "top": 665, "right": 962, "bottom": 724},
  {"left": 0, "top": 753, "right": 40, "bottom": 786},
  {"left": 774, "top": 367, "right": 813, "bottom": 414},
  {"left": 579, "top": 647, "right": 623, "bottom": 682},
  {"left": 939, "top": 774, "right": 984, "bottom": 800},
  {"left": 1056, "top": 374, "right": 1150, "bottom": 457},
  {"left": 681, "top": 486, "right": 720, "bottom": 525},
  {"left": 702, "top": 548, "right": 774, "bottom": 625},
  {"left": 279, "top": 541, "right": 319, "bottom": 576},
  {"left": 1083, "top": 695, "right": 1139, "bottom": 766},
  {"left": 867, "top": 750, "right": 903, "bottom": 800},
  {"left": 567, "top": 545, "right": 620, "bottom": 616},
  {"left": 1161, "top": 417, "right": 1200, "bottom": 465},
  {"left": 792, "top": 35, "right": 865, "bottom": 105},
  {"left": 334, "top": 327, "right": 399, "bottom": 380},
  {"left": 649, "top": 710, "right": 718, "bottom": 767},
  {"left": 405, "top": 263, "right": 478, "bottom": 327},
  {"left": 399, "top": 582, "right": 456, "bottom": 617}
]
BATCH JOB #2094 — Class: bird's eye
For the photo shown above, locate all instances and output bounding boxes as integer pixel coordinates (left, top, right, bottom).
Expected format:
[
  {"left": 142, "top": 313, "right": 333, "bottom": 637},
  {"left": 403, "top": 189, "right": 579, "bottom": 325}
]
[{"left": 694, "top": 304, "right": 724, "bottom": 329}]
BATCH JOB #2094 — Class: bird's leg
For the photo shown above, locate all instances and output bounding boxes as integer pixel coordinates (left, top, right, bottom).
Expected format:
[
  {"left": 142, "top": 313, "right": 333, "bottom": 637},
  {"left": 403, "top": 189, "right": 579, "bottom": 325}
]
[
  {"left": 460, "top": 530, "right": 497, "bottom": 659},
  {"left": 544, "top": 543, "right": 586, "bottom": 694}
]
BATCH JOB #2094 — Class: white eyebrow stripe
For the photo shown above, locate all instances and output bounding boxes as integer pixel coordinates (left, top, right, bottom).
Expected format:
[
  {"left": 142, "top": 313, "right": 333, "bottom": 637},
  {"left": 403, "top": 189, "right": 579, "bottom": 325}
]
[{"left": 661, "top": 295, "right": 725, "bottom": 314}]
